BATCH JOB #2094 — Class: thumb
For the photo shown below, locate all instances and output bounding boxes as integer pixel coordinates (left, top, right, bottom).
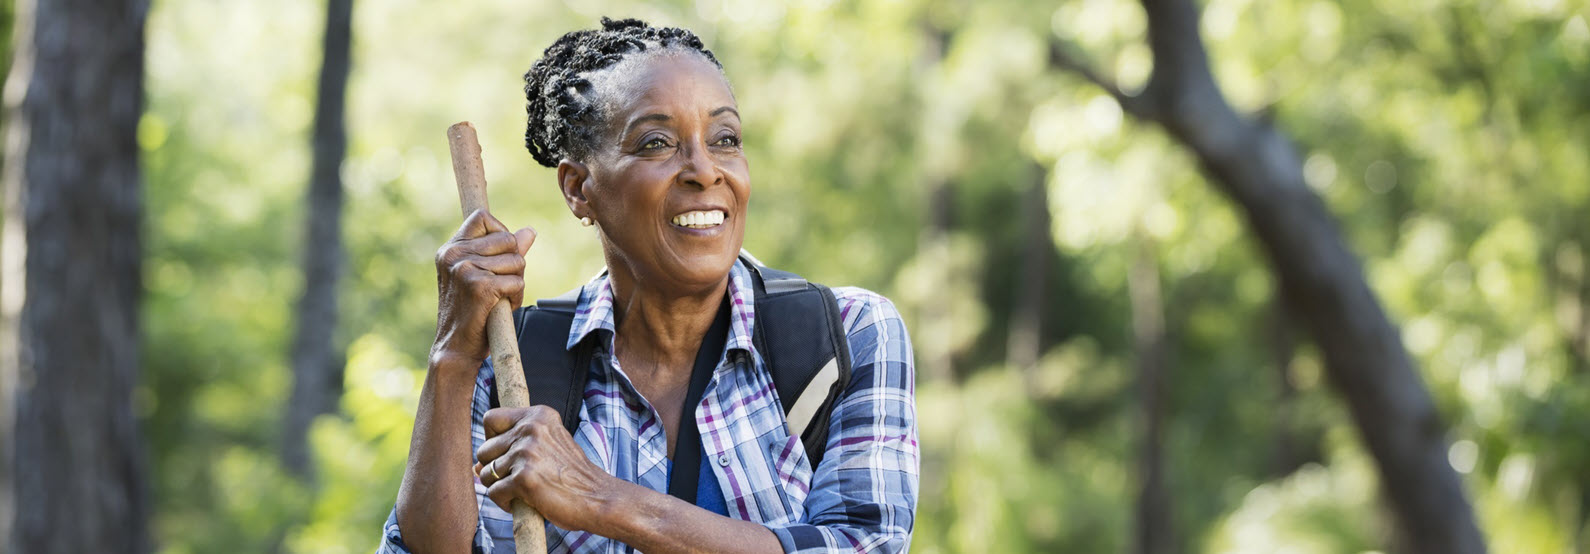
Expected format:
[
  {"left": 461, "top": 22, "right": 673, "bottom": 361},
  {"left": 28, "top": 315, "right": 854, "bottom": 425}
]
[{"left": 513, "top": 227, "right": 538, "bottom": 258}]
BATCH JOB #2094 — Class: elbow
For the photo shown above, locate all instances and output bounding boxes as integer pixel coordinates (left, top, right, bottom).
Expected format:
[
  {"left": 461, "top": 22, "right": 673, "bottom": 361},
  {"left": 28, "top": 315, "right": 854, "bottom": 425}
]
[{"left": 394, "top": 496, "right": 477, "bottom": 554}]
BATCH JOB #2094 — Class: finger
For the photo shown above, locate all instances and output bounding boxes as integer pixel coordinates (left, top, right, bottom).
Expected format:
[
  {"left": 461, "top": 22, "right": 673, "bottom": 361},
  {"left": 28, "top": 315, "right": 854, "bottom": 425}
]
[
  {"left": 475, "top": 430, "right": 518, "bottom": 467},
  {"left": 452, "top": 263, "right": 524, "bottom": 304},
  {"left": 456, "top": 229, "right": 521, "bottom": 258},
  {"left": 477, "top": 456, "right": 512, "bottom": 488},
  {"left": 437, "top": 235, "right": 518, "bottom": 272},
  {"left": 452, "top": 262, "right": 526, "bottom": 310},
  {"left": 451, "top": 209, "right": 507, "bottom": 241},
  {"left": 468, "top": 252, "right": 528, "bottom": 277},
  {"left": 486, "top": 448, "right": 541, "bottom": 512},
  {"left": 485, "top": 470, "right": 525, "bottom": 514},
  {"left": 482, "top": 407, "right": 535, "bottom": 438},
  {"left": 513, "top": 227, "right": 537, "bottom": 258},
  {"left": 487, "top": 273, "right": 525, "bottom": 308}
]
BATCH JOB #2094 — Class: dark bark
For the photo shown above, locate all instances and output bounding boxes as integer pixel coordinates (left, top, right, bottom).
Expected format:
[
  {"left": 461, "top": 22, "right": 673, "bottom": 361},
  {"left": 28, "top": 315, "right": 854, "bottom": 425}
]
[
  {"left": 1128, "top": 236, "right": 1172, "bottom": 554},
  {"left": 1049, "top": 0, "right": 1487, "bottom": 551},
  {"left": 282, "top": 0, "right": 354, "bottom": 479},
  {"left": 1007, "top": 164, "right": 1051, "bottom": 384},
  {"left": 0, "top": 0, "right": 150, "bottom": 551}
]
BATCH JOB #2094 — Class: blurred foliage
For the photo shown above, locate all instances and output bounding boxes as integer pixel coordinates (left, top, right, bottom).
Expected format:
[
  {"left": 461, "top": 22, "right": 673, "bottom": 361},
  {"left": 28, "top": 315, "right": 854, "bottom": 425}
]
[{"left": 137, "top": 0, "right": 1590, "bottom": 552}]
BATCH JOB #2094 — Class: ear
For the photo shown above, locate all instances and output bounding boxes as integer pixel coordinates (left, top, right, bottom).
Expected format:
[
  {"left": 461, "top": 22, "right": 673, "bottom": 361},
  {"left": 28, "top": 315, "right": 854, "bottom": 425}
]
[{"left": 556, "top": 159, "right": 593, "bottom": 219}]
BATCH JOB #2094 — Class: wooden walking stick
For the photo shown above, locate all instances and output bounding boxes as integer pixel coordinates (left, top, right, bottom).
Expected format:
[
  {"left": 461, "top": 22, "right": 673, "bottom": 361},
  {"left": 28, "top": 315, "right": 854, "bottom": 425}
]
[{"left": 446, "top": 121, "right": 548, "bottom": 554}]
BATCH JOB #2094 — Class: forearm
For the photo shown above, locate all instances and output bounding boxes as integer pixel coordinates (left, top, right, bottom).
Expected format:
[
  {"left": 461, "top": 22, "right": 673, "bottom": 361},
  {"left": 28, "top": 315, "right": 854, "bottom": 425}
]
[
  {"left": 395, "top": 357, "right": 483, "bottom": 553},
  {"left": 597, "top": 480, "right": 782, "bottom": 554}
]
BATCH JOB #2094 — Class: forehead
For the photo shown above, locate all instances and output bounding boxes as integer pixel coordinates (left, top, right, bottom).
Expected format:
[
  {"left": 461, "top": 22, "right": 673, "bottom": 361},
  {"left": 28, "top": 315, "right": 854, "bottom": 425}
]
[{"left": 594, "top": 51, "right": 735, "bottom": 120}]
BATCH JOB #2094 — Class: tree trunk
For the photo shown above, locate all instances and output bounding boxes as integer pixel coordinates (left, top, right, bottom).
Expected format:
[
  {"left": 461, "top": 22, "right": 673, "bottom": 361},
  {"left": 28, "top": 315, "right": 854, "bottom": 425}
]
[
  {"left": 282, "top": 0, "right": 354, "bottom": 480},
  {"left": 0, "top": 0, "right": 150, "bottom": 551},
  {"left": 1007, "top": 163, "right": 1051, "bottom": 386},
  {"left": 1128, "top": 235, "right": 1172, "bottom": 554},
  {"left": 1049, "top": 0, "right": 1486, "bottom": 550}
]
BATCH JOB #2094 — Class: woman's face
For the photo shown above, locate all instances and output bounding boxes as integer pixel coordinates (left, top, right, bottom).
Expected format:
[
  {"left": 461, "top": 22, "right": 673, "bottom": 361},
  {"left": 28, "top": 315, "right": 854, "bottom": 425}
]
[{"left": 564, "top": 52, "right": 750, "bottom": 294}]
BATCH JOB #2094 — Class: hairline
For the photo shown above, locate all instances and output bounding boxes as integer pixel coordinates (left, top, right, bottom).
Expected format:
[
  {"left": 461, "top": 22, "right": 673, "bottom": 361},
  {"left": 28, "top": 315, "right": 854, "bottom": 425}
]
[{"left": 567, "top": 47, "right": 732, "bottom": 164}]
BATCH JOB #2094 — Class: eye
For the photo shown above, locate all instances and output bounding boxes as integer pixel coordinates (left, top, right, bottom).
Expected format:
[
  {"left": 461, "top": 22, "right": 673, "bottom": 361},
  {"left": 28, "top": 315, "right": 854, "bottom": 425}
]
[
  {"left": 641, "top": 137, "right": 669, "bottom": 150},
  {"left": 714, "top": 135, "right": 741, "bottom": 147}
]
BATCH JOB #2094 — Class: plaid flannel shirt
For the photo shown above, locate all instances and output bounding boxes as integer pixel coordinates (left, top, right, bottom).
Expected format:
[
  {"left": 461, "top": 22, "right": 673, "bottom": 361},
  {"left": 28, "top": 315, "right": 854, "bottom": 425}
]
[{"left": 379, "top": 259, "right": 919, "bottom": 553}]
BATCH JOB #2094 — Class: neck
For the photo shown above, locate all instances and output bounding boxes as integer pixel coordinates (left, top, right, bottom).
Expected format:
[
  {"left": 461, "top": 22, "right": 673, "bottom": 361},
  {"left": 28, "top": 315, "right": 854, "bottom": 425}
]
[{"left": 607, "top": 265, "right": 728, "bottom": 377}]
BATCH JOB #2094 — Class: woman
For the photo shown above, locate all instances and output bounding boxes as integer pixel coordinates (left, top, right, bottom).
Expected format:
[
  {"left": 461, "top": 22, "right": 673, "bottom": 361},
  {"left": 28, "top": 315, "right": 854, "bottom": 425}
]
[{"left": 379, "top": 18, "right": 918, "bottom": 553}]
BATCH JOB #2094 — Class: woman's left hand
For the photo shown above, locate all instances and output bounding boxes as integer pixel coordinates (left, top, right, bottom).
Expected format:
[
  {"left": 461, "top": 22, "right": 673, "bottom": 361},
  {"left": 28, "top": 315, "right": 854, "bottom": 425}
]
[{"left": 474, "top": 406, "right": 619, "bottom": 533}]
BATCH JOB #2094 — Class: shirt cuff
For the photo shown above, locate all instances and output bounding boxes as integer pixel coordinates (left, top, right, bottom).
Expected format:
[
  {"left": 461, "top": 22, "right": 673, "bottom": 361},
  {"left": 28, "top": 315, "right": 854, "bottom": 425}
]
[
  {"left": 378, "top": 508, "right": 413, "bottom": 553},
  {"left": 378, "top": 506, "right": 495, "bottom": 554},
  {"left": 766, "top": 523, "right": 848, "bottom": 553}
]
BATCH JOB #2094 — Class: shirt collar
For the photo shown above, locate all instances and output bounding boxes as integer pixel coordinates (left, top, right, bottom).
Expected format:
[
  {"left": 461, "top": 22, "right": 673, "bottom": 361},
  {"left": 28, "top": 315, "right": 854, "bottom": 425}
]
[{"left": 565, "top": 257, "right": 761, "bottom": 364}]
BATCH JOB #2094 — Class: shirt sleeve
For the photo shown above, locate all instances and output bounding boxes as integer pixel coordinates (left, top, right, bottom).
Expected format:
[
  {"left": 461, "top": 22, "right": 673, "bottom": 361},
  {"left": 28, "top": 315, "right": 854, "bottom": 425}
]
[
  {"left": 375, "top": 359, "right": 508, "bottom": 554},
  {"left": 766, "top": 291, "right": 919, "bottom": 553}
]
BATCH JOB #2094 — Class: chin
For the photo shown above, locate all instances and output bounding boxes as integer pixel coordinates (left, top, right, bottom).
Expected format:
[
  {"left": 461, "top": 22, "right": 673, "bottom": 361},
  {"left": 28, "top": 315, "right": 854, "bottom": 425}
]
[{"left": 665, "top": 247, "right": 740, "bottom": 289}]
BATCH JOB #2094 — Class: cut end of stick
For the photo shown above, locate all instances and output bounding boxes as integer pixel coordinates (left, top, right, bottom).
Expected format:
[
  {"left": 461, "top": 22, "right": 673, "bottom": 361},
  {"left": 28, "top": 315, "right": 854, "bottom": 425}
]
[{"left": 447, "top": 121, "right": 490, "bottom": 216}]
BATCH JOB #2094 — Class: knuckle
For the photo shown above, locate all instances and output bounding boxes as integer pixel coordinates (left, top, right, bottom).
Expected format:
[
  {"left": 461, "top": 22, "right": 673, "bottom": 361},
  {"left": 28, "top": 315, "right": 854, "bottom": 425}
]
[
  {"left": 512, "top": 415, "right": 537, "bottom": 435},
  {"left": 525, "top": 406, "right": 556, "bottom": 426},
  {"left": 451, "top": 259, "right": 476, "bottom": 279},
  {"left": 465, "top": 274, "right": 495, "bottom": 297},
  {"left": 504, "top": 276, "right": 525, "bottom": 293},
  {"left": 486, "top": 232, "right": 512, "bottom": 254},
  {"left": 507, "top": 442, "right": 530, "bottom": 461}
]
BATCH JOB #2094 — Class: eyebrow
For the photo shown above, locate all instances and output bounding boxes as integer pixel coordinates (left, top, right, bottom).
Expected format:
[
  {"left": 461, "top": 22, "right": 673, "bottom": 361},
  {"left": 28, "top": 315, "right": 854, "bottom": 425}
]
[
  {"left": 623, "top": 113, "right": 672, "bottom": 138},
  {"left": 621, "top": 107, "right": 741, "bottom": 138}
]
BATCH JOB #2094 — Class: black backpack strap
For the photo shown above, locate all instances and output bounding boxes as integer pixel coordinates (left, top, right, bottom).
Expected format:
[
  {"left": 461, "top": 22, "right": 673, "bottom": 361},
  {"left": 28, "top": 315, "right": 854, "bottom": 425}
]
[
  {"left": 495, "top": 287, "right": 590, "bottom": 433},
  {"left": 666, "top": 296, "right": 732, "bottom": 502},
  {"left": 536, "top": 286, "right": 581, "bottom": 312},
  {"left": 501, "top": 256, "right": 854, "bottom": 476},
  {"left": 742, "top": 254, "right": 853, "bottom": 470}
]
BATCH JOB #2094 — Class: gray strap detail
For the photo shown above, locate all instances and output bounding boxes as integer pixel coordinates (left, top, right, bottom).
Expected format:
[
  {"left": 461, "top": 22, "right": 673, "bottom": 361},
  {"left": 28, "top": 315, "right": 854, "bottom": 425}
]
[
  {"left": 785, "top": 357, "right": 840, "bottom": 438},
  {"left": 537, "top": 287, "right": 582, "bottom": 311},
  {"left": 737, "top": 248, "right": 767, "bottom": 267},
  {"left": 738, "top": 250, "right": 808, "bottom": 294},
  {"left": 763, "top": 274, "right": 808, "bottom": 295}
]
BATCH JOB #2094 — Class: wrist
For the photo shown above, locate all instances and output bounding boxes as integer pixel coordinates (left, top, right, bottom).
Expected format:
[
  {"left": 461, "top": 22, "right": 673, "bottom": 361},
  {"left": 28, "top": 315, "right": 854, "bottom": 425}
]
[
  {"left": 590, "top": 477, "right": 655, "bottom": 539},
  {"left": 427, "top": 348, "right": 483, "bottom": 386}
]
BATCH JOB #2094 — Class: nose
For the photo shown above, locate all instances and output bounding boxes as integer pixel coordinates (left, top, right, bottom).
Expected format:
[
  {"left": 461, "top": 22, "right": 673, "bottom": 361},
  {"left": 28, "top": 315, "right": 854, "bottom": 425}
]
[{"left": 677, "top": 139, "right": 723, "bottom": 189}]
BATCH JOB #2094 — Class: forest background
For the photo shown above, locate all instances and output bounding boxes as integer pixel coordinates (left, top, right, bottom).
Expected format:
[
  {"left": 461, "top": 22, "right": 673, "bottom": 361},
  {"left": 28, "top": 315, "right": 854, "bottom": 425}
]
[{"left": 3, "top": 0, "right": 1589, "bottom": 552}]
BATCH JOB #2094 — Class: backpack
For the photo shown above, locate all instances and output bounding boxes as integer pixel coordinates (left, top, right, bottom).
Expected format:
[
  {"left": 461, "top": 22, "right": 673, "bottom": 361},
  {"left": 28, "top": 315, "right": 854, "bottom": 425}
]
[{"left": 496, "top": 253, "right": 852, "bottom": 499}]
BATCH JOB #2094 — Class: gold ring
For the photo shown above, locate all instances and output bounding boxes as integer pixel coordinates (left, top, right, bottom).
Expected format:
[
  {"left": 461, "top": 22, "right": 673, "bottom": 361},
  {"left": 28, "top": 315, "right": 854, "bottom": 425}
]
[{"left": 490, "top": 459, "right": 503, "bottom": 480}]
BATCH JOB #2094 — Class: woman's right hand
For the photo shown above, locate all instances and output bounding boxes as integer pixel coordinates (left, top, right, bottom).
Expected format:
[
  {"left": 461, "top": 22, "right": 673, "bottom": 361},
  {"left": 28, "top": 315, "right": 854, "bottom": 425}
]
[{"left": 430, "top": 209, "right": 536, "bottom": 373}]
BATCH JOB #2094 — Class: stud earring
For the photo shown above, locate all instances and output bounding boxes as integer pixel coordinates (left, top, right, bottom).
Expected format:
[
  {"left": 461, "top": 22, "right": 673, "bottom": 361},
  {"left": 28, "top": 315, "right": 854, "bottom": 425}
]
[{"left": 580, "top": 216, "right": 593, "bottom": 227}]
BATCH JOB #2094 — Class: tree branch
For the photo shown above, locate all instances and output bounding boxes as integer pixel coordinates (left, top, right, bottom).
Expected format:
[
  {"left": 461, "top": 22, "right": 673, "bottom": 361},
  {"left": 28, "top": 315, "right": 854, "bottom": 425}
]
[
  {"left": 1048, "top": 0, "right": 1488, "bottom": 551},
  {"left": 1044, "top": 41, "right": 1153, "bottom": 120}
]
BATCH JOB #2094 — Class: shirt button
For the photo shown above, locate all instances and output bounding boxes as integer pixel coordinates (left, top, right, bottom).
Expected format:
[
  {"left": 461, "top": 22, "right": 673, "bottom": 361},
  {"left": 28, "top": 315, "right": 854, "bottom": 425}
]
[{"left": 717, "top": 454, "right": 731, "bottom": 467}]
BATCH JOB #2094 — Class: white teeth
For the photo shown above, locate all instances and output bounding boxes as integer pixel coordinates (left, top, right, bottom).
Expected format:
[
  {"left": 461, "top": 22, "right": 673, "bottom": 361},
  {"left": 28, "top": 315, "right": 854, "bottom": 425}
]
[{"left": 671, "top": 210, "right": 725, "bottom": 228}]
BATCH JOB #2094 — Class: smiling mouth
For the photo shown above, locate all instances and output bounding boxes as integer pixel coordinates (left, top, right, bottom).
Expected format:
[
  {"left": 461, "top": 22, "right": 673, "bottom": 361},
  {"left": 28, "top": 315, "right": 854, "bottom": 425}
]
[{"left": 670, "top": 210, "right": 726, "bottom": 229}]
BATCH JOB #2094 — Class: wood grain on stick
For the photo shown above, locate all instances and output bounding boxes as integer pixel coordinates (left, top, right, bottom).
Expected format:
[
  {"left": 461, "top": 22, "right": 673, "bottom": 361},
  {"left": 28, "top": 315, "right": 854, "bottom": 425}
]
[{"left": 446, "top": 121, "right": 547, "bottom": 554}]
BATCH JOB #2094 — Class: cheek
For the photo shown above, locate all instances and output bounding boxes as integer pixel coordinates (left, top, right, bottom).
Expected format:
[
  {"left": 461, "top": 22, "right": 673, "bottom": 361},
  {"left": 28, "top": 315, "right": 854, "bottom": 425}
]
[
  {"left": 727, "top": 163, "right": 752, "bottom": 205},
  {"left": 595, "top": 169, "right": 668, "bottom": 220}
]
